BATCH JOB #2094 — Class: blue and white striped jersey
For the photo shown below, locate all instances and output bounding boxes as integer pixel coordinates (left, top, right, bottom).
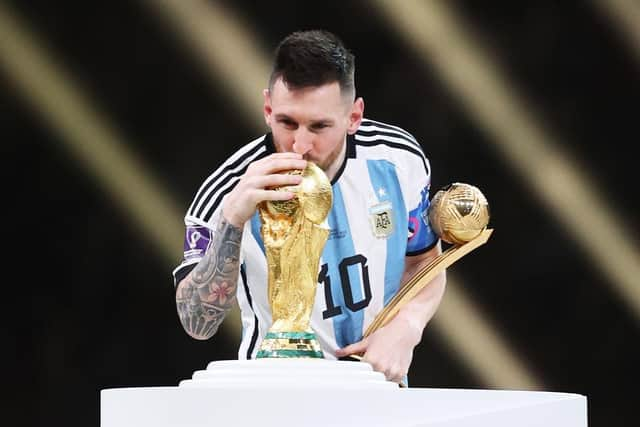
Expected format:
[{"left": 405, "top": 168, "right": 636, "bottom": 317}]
[{"left": 173, "top": 118, "right": 438, "bottom": 359}]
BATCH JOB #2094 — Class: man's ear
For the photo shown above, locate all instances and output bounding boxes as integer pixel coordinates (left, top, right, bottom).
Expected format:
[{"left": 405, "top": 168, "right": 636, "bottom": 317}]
[
  {"left": 263, "top": 88, "right": 272, "bottom": 127},
  {"left": 347, "top": 97, "right": 364, "bottom": 134}
]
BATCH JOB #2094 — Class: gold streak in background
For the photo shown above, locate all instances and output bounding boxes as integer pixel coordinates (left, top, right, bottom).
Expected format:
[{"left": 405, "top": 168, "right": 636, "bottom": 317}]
[
  {"left": 436, "top": 275, "right": 541, "bottom": 388},
  {"left": 594, "top": 0, "right": 640, "bottom": 65},
  {"left": 145, "top": 0, "right": 541, "bottom": 389},
  {"left": 0, "top": 3, "right": 241, "bottom": 335},
  {"left": 374, "top": 0, "right": 640, "bottom": 321},
  {"left": 145, "top": 0, "right": 270, "bottom": 131},
  {"left": 0, "top": 4, "right": 181, "bottom": 256}
]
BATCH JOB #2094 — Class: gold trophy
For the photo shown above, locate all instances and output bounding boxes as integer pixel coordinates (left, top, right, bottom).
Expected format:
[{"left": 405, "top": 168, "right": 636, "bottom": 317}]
[
  {"left": 363, "top": 182, "right": 492, "bottom": 337},
  {"left": 256, "top": 162, "right": 333, "bottom": 358}
]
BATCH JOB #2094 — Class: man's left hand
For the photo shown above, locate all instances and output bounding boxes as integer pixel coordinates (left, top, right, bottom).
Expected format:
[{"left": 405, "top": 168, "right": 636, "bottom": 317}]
[{"left": 335, "top": 315, "right": 421, "bottom": 384}]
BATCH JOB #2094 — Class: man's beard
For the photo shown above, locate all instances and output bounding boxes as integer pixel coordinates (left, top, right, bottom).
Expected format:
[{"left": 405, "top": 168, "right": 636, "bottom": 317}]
[{"left": 303, "top": 145, "right": 342, "bottom": 172}]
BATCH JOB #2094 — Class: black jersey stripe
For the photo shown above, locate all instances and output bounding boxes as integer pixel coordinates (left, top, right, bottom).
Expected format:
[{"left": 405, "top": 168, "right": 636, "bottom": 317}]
[
  {"left": 354, "top": 132, "right": 427, "bottom": 160},
  {"left": 194, "top": 168, "right": 241, "bottom": 220},
  {"left": 356, "top": 127, "right": 421, "bottom": 149},
  {"left": 240, "top": 264, "right": 260, "bottom": 360},
  {"left": 354, "top": 129, "right": 423, "bottom": 156},
  {"left": 189, "top": 141, "right": 265, "bottom": 217},
  {"left": 191, "top": 145, "right": 268, "bottom": 219},
  {"left": 201, "top": 178, "right": 238, "bottom": 222},
  {"left": 359, "top": 119, "right": 418, "bottom": 142},
  {"left": 172, "top": 262, "right": 197, "bottom": 289},
  {"left": 354, "top": 131, "right": 426, "bottom": 156},
  {"left": 200, "top": 149, "right": 270, "bottom": 222},
  {"left": 360, "top": 119, "right": 417, "bottom": 143},
  {"left": 188, "top": 139, "right": 266, "bottom": 217},
  {"left": 353, "top": 135, "right": 430, "bottom": 176}
]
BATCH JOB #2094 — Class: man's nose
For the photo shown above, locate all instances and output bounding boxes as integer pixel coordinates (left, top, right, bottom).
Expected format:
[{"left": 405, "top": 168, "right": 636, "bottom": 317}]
[{"left": 292, "top": 129, "right": 313, "bottom": 155}]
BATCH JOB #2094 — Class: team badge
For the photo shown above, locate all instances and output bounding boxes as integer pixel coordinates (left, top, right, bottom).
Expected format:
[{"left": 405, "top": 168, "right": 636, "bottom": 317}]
[{"left": 369, "top": 200, "right": 394, "bottom": 238}]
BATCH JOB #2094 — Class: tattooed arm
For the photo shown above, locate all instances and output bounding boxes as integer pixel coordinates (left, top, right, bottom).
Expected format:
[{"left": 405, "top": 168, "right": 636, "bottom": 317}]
[
  {"left": 175, "top": 153, "right": 306, "bottom": 339},
  {"left": 175, "top": 217, "right": 243, "bottom": 340}
]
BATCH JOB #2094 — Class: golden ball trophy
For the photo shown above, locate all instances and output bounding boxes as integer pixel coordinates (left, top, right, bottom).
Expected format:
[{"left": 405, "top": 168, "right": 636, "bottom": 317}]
[
  {"left": 256, "top": 162, "right": 333, "bottom": 358},
  {"left": 364, "top": 182, "right": 493, "bottom": 338}
]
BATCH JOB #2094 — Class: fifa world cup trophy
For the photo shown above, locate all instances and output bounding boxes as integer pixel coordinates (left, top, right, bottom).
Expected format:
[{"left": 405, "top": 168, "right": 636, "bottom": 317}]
[{"left": 256, "top": 162, "right": 333, "bottom": 358}]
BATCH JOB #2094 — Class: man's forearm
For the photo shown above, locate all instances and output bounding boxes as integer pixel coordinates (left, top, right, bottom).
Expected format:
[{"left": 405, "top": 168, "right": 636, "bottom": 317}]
[
  {"left": 175, "top": 217, "right": 243, "bottom": 340},
  {"left": 395, "top": 270, "right": 446, "bottom": 339},
  {"left": 395, "top": 245, "right": 447, "bottom": 340}
]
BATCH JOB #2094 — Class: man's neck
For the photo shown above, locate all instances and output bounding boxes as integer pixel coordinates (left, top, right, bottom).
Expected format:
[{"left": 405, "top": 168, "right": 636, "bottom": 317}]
[{"left": 324, "top": 138, "right": 348, "bottom": 182}]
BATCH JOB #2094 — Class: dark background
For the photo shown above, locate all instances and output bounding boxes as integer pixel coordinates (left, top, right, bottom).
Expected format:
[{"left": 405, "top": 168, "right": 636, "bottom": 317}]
[{"left": 3, "top": 1, "right": 638, "bottom": 426}]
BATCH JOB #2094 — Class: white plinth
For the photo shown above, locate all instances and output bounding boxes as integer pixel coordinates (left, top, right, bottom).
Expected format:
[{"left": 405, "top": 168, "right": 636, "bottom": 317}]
[
  {"left": 101, "top": 360, "right": 587, "bottom": 427},
  {"left": 180, "top": 359, "right": 397, "bottom": 390}
]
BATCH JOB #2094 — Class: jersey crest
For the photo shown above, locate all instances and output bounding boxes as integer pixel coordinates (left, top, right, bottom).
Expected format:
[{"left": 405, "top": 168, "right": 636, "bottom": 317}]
[{"left": 369, "top": 200, "right": 394, "bottom": 238}]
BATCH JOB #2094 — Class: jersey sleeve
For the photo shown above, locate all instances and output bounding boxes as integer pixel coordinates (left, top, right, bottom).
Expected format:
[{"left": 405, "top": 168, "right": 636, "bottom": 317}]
[
  {"left": 172, "top": 209, "right": 221, "bottom": 288},
  {"left": 406, "top": 181, "right": 438, "bottom": 255},
  {"left": 402, "top": 140, "right": 438, "bottom": 256},
  {"left": 171, "top": 152, "right": 233, "bottom": 288},
  {"left": 171, "top": 134, "right": 271, "bottom": 288}
]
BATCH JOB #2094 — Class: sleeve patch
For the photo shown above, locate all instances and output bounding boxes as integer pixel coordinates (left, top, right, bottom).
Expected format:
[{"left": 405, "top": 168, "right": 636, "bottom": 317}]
[
  {"left": 183, "top": 225, "right": 213, "bottom": 260},
  {"left": 406, "top": 185, "right": 437, "bottom": 253}
]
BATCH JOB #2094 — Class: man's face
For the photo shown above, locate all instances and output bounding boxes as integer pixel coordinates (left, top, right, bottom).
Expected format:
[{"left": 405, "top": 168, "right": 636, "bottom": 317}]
[{"left": 264, "top": 78, "right": 363, "bottom": 173}]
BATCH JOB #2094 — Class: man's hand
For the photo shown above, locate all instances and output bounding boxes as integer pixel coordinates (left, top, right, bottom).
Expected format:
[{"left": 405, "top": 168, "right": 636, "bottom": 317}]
[
  {"left": 335, "top": 314, "right": 422, "bottom": 383},
  {"left": 335, "top": 244, "right": 447, "bottom": 383},
  {"left": 222, "top": 153, "right": 307, "bottom": 227}
]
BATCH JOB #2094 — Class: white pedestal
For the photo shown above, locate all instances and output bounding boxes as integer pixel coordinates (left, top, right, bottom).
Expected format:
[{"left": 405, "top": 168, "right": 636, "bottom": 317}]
[{"left": 101, "top": 360, "right": 587, "bottom": 427}]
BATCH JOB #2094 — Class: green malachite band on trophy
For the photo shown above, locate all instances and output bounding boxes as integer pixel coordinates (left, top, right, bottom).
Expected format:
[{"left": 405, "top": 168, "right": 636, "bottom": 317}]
[
  {"left": 255, "top": 349, "right": 324, "bottom": 358},
  {"left": 262, "top": 331, "right": 318, "bottom": 340},
  {"left": 256, "top": 331, "right": 324, "bottom": 359}
]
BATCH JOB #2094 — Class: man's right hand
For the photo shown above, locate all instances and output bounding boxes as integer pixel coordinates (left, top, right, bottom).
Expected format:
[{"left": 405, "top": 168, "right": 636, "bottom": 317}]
[{"left": 222, "top": 152, "right": 307, "bottom": 227}]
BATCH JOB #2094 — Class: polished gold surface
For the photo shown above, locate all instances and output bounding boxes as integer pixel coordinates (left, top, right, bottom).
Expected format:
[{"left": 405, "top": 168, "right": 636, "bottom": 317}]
[
  {"left": 428, "top": 182, "right": 490, "bottom": 245},
  {"left": 365, "top": 182, "right": 492, "bottom": 337},
  {"left": 258, "top": 162, "right": 332, "bottom": 334}
]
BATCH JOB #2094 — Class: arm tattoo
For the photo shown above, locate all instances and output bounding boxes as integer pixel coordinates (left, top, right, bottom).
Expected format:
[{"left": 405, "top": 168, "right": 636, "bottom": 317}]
[{"left": 175, "top": 218, "right": 243, "bottom": 339}]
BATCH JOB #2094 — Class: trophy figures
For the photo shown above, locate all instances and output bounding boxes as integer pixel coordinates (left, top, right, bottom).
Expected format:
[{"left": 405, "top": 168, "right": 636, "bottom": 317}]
[{"left": 256, "top": 162, "right": 333, "bottom": 358}]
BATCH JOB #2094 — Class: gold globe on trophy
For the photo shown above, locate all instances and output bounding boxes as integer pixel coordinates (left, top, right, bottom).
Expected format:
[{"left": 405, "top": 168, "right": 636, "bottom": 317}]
[
  {"left": 363, "top": 182, "right": 493, "bottom": 337},
  {"left": 428, "top": 182, "right": 490, "bottom": 245}
]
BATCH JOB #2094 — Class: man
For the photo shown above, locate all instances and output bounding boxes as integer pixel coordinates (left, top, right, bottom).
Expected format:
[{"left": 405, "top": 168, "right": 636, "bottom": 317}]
[{"left": 173, "top": 30, "right": 446, "bottom": 384}]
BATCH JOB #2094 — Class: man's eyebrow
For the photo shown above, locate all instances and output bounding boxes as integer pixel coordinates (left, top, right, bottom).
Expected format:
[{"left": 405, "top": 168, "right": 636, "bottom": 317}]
[
  {"left": 274, "top": 114, "right": 333, "bottom": 125},
  {"left": 310, "top": 118, "right": 334, "bottom": 125},
  {"left": 274, "top": 113, "right": 295, "bottom": 121}
]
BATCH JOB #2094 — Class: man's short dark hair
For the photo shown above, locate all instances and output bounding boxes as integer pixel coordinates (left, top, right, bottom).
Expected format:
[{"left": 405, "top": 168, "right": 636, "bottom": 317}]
[{"left": 269, "top": 30, "right": 355, "bottom": 99}]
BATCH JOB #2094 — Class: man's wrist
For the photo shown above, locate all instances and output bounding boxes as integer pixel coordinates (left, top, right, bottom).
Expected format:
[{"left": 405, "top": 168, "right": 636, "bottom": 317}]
[
  {"left": 221, "top": 204, "right": 245, "bottom": 229},
  {"left": 393, "top": 309, "right": 425, "bottom": 346}
]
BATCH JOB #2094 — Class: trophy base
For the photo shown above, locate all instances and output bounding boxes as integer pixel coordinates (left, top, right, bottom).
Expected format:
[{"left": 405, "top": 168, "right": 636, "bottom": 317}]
[{"left": 256, "top": 331, "right": 324, "bottom": 359}]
